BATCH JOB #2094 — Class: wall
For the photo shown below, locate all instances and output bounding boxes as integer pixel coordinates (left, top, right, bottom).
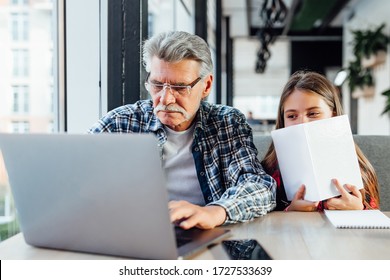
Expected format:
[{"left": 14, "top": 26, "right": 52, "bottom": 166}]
[{"left": 343, "top": 0, "right": 390, "bottom": 135}]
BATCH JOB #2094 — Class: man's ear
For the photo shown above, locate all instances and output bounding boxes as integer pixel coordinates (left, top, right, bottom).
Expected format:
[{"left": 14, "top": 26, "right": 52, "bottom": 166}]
[{"left": 201, "top": 74, "right": 213, "bottom": 99}]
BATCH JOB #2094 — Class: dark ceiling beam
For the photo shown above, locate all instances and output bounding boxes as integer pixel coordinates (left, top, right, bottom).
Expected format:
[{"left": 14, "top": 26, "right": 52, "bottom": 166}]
[
  {"left": 318, "top": 0, "right": 351, "bottom": 33},
  {"left": 248, "top": 0, "right": 346, "bottom": 39},
  {"left": 281, "top": 0, "right": 302, "bottom": 36},
  {"left": 249, "top": 26, "right": 342, "bottom": 39}
]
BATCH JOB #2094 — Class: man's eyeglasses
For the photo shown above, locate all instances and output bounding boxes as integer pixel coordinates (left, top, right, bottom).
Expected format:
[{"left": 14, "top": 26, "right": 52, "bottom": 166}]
[{"left": 144, "top": 73, "right": 202, "bottom": 97}]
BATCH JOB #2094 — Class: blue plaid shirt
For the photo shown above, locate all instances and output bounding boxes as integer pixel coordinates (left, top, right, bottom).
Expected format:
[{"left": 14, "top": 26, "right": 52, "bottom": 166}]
[{"left": 89, "top": 100, "right": 276, "bottom": 224}]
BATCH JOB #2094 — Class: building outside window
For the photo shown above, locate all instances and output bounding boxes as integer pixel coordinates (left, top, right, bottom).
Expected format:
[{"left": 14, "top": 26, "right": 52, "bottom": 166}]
[
  {"left": 12, "top": 49, "right": 29, "bottom": 77},
  {"left": 11, "top": 121, "right": 30, "bottom": 133},
  {"left": 11, "top": 12, "right": 29, "bottom": 41},
  {"left": 12, "top": 85, "right": 30, "bottom": 113},
  {"left": 0, "top": 0, "right": 57, "bottom": 242},
  {"left": 11, "top": 0, "right": 30, "bottom": 5}
]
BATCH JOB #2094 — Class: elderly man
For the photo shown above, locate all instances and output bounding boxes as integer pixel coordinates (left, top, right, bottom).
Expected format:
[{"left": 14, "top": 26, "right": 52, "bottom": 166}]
[{"left": 89, "top": 31, "right": 276, "bottom": 229}]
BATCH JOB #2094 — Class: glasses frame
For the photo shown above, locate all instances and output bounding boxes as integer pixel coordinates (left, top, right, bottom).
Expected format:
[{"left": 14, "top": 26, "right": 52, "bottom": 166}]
[{"left": 144, "top": 73, "right": 202, "bottom": 97}]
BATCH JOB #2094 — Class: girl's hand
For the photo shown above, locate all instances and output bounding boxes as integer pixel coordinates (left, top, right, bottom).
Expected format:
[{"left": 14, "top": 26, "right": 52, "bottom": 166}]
[
  {"left": 325, "top": 179, "right": 364, "bottom": 210},
  {"left": 287, "top": 185, "right": 319, "bottom": 212}
]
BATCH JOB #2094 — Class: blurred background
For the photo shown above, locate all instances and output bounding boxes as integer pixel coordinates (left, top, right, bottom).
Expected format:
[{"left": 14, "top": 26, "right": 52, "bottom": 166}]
[{"left": 1, "top": 0, "right": 390, "bottom": 241}]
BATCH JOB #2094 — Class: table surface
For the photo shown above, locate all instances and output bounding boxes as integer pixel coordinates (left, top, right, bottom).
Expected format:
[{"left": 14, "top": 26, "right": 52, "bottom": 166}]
[{"left": 1, "top": 211, "right": 390, "bottom": 260}]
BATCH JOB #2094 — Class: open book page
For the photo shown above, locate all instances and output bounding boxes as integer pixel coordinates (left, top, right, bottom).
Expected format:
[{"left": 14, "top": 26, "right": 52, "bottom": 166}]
[
  {"left": 271, "top": 115, "right": 363, "bottom": 202},
  {"left": 324, "top": 210, "right": 390, "bottom": 229}
]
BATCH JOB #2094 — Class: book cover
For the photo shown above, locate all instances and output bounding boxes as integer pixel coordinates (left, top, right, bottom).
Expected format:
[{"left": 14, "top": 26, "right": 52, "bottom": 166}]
[{"left": 271, "top": 115, "right": 363, "bottom": 202}]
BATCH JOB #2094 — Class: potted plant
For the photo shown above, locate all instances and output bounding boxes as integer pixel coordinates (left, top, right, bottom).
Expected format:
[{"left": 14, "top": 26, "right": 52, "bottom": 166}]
[
  {"left": 381, "top": 88, "right": 390, "bottom": 116},
  {"left": 345, "top": 60, "right": 375, "bottom": 98},
  {"left": 352, "top": 23, "right": 389, "bottom": 68}
]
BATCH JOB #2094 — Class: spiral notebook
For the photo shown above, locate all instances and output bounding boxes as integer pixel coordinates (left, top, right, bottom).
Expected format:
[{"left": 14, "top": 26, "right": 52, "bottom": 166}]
[{"left": 324, "top": 210, "right": 390, "bottom": 229}]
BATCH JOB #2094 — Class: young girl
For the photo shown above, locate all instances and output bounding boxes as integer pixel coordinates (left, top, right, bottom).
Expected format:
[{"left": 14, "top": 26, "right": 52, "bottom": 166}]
[{"left": 262, "top": 71, "right": 379, "bottom": 211}]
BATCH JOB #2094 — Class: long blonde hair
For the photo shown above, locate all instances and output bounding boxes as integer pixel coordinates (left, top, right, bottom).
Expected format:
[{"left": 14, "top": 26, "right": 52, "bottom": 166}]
[{"left": 262, "top": 71, "right": 380, "bottom": 208}]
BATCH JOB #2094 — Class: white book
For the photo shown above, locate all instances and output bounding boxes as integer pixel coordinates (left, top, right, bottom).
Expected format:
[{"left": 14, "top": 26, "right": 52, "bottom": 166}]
[
  {"left": 271, "top": 115, "right": 363, "bottom": 202},
  {"left": 324, "top": 210, "right": 390, "bottom": 229}
]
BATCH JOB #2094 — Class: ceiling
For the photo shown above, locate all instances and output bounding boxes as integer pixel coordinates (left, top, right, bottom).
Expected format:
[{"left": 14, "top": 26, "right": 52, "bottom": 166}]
[{"left": 223, "top": 0, "right": 357, "bottom": 38}]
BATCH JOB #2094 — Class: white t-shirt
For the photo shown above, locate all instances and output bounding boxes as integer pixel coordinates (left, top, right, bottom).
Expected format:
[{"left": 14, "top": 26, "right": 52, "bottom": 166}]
[{"left": 163, "top": 125, "right": 205, "bottom": 206}]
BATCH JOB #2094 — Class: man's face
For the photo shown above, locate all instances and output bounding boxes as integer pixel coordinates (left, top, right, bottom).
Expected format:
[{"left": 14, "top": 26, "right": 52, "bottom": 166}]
[{"left": 147, "top": 57, "right": 213, "bottom": 131}]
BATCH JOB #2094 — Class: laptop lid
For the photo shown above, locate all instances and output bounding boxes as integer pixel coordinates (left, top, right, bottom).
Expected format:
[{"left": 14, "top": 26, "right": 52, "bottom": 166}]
[{"left": 0, "top": 133, "right": 229, "bottom": 259}]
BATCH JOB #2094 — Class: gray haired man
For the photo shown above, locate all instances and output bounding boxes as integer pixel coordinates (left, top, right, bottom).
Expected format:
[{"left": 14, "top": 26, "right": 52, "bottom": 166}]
[{"left": 89, "top": 31, "right": 276, "bottom": 229}]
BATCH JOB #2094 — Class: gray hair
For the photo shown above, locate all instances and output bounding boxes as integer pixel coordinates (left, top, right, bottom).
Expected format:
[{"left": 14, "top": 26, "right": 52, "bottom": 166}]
[{"left": 142, "top": 31, "right": 213, "bottom": 78}]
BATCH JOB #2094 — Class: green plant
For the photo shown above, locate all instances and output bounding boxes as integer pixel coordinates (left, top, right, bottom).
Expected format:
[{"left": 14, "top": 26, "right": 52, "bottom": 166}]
[
  {"left": 345, "top": 59, "right": 374, "bottom": 93},
  {"left": 0, "top": 219, "right": 19, "bottom": 241},
  {"left": 352, "top": 23, "right": 389, "bottom": 59},
  {"left": 341, "top": 24, "right": 389, "bottom": 95},
  {"left": 381, "top": 89, "right": 390, "bottom": 115}
]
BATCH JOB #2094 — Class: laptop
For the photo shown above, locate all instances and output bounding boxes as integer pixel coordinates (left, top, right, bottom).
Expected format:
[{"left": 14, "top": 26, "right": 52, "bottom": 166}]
[{"left": 0, "top": 133, "right": 230, "bottom": 259}]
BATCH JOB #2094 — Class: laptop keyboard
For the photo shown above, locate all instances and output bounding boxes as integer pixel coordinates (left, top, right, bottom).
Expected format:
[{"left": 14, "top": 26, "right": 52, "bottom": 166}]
[{"left": 174, "top": 226, "right": 195, "bottom": 248}]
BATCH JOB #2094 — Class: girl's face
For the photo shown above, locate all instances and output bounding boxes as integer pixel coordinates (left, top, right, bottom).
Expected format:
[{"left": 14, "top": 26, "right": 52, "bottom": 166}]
[{"left": 283, "top": 89, "right": 334, "bottom": 127}]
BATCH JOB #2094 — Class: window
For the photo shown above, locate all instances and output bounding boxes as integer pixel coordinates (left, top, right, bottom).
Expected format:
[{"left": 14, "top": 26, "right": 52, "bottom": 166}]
[
  {"left": 12, "top": 86, "right": 29, "bottom": 113},
  {"left": 11, "top": 12, "right": 29, "bottom": 41},
  {"left": 11, "top": 0, "right": 29, "bottom": 5},
  {"left": 0, "top": 0, "right": 58, "bottom": 243},
  {"left": 148, "top": 0, "right": 194, "bottom": 35},
  {"left": 11, "top": 121, "right": 30, "bottom": 133},
  {"left": 12, "top": 49, "right": 29, "bottom": 77}
]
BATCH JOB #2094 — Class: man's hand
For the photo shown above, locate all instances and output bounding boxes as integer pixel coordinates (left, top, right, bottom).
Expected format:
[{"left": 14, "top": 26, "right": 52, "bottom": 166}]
[{"left": 168, "top": 200, "right": 227, "bottom": 229}]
